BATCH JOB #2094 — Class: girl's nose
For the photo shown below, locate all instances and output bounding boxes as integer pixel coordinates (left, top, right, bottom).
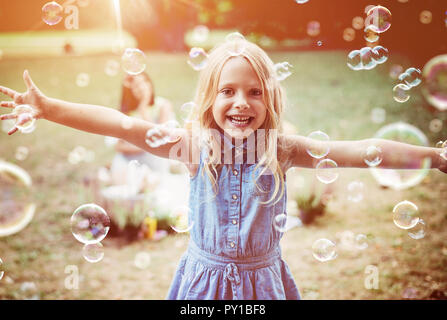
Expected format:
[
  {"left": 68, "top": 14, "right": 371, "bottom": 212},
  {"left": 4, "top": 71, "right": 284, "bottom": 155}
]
[{"left": 234, "top": 92, "right": 249, "bottom": 109}]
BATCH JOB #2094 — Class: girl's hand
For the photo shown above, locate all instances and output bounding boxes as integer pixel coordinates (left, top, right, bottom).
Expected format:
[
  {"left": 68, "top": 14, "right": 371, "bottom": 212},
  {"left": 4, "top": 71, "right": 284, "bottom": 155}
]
[
  {"left": 0, "top": 70, "right": 46, "bottom": 135},
  {"left": 438, "top": 148, "right": 447, "bottom": 174}
]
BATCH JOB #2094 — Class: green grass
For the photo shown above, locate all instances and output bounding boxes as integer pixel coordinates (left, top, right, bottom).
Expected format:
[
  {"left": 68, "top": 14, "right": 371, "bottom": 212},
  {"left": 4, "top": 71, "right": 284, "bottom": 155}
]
[{"left": 0, "top": 50, "right": 446, "bottom": 300}]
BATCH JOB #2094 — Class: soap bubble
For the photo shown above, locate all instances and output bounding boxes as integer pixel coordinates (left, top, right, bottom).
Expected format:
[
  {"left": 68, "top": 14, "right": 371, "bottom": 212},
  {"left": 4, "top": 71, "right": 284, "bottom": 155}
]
[
  {"left": 429, "top": 119, "right": 442, "bottom": 133},
  {"left": 82, "top": 243, "right": 104, "bottom": 263},
  {"left": 360, "top": 47, "right": 376, "bottom": 70},
  {"left": 389, "top": 64, "right": 404, "bottom": 80},
  {"left": 15, "top": 146, "right": 29, "bottom": 161},
  {"left": 121, "top": 48, "right": 146, "bottom": 75},
  {"left": 419, "top": 10, "right": 432, "bottom": 24},
  {"left": 393, "top": 83, "right": 411, "bottom": 103},
  {"left": 76, "top": 73, "right": 90, "bottom": 87},
  {"left": 316, "top": 159, "right": 339, "bottom": 184},
  {"left": 365, "top": 5, "right": 392, "bottom": 34},
  {"left": 408, "top": 219, "right": 426, "bottom": 240},
  {"left": 343, "top": 28, "right": 355, "bottom": 42},
  {"left": 274, "top": 62, "right": 293, "bottom": 81},
  {"left": 273, "top": 213, "right": 288, "bottom": 232},
  {"left": 225, "top": 32, "right": 246, "bottom": 56},
  {"left": 0, "top": 258, "right": 4, "bottom": 280},
  {"left": 347, "top": 181, "right": 364, "bottom": 203},
  {"left": 371, "top": 107, "right": 386, "bottom": 124},
  {"left": 134, "top": 252, "right": 151, "bottom": 269},
  {"left": 20, "top": 281, "right": 40, "bottom": 300},
  {"left": 352, "top": 16, "right": 364, "bottom": 30},
  {"left": 364, "top": 25, "right": 379, "bottom": 43},
  {"left": 307, "top": 21, "right": 320, "bottom": 37},
  {"left": 170, "top": 205, "right": 194, "bottom": 233},
  {"left": 370, "top": 122, "right": 431, "bottom": 190},
  {"left": 71, "top": 203, "right": 110, "bottom": 244},
  {"left": 363, "top": 145, "right": 382, "bottom": 167},
  {"left": 295, "top": 0, "right": 309, "bottom": 4},
  {"left": 371, "top": 46, "right": 389, "bottom": 64},
  {"left": 42, "top": 1, "right": 63, "bottom": 26},
  {"left": 347, "top": 50, "right": 362, "bottom": 71},
  {"left": 393, "top": 200, "right": 419, "bottom": 229},
  {"left": 306, "top": 131, "right": 330, "bottom": 159},
  {"left": 192, "top": 25, "right": 209, "bottom": 43},
  {"left": 13, "top": 104, "right": 36, "bottom": 134},
  {"left": 399, "top": 67, "right": 422, "bottom": 88},
  {"left": 180, "top": 101, "right": 196, "bottom": 123},
  {"left": 187, "top": 47, "right": 208, "bottom": 71},
  {"left": 312, "top": 239, "right": 337, "bottom": 262},
  {"left": 0, "top": 161, "right": 35, "bottom": 237},
  {"left": 104, "top": 59, "right": 120, "bottom": 77},
  {"left": 355, "top": 234, "right": 368, "bottom": 250},
  {"left": 421, "top": 54, "right": 447, "bottom": 111}
]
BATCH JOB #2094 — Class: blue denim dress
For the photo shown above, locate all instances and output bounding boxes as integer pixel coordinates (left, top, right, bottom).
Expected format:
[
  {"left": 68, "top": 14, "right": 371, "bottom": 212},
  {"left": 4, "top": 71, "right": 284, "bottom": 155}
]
[{"left": 166, "top": 132, "right": 301, "bottom": 300}]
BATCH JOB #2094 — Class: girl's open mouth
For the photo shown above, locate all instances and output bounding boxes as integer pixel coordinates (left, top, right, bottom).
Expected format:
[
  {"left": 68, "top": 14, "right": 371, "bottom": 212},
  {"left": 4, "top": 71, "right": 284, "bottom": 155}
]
[{"left": 227, "top": 115, "right": 254, "bottom": 126}]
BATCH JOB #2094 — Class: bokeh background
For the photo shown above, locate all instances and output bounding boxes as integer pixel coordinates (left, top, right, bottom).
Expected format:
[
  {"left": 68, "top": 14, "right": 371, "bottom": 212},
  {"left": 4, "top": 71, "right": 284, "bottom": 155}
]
[{"left": 0, "top": 0, "right": 446, "bottom": 300}]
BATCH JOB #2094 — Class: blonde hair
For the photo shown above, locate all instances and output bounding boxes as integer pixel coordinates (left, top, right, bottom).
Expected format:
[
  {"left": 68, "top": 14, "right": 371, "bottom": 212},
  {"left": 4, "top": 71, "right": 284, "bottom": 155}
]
[{"left": 187, "top": 38, "right": 287, "bottom": 206}]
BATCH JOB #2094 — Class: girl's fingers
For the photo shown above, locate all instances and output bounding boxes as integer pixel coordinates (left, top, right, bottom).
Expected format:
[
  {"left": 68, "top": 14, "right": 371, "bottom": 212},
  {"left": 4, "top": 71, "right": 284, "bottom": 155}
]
[
  {"left": 0, "top": 113, "right": 17, "bottom": 120},
  {"left": 8, "top": 126, "right": 18, "bottom": 135},
  {"left": 0, "top": 86, "right": 19, "bottom": 100},
  {"left": 23, "top": 70, "right": 37, "bottom": 90},
  {"left": 0, "top": 101, "right": 16, "bottom": 108}
]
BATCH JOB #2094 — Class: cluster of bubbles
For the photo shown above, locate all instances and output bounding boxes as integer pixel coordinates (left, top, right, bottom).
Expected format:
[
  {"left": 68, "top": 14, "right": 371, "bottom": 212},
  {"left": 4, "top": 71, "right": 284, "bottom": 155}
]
[
  {"left": 305, "top": 131, "right": 339, "bottom": 184},
  {"left": 71, "top": 203, "right": 111, "bottom": 263},
  {"left": 347, "top": 46, "right": 389, "bottom": 71},
  {"left": 393, "top": 200, "right": 426, "bottom": 239},
  {"left": 369, "top": 122, "right": 431, "bottom": 190},
  {"left": 145, "top": 120, "right": 181, "bottom": 148},
  {"left": 393, "top": 67, "right": 422, "bottom": 103},
  {"left": 274, "top": 62, "right": 293, "bottom": 81},
  {"left": 187, "top": 47, "right": 209, "bottom": 71}
]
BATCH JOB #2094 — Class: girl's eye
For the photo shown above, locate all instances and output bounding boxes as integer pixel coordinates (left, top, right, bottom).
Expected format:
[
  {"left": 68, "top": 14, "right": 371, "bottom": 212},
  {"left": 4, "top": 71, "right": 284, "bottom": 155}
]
[
  {"left": 221, "top": 88, "right": 233, "bottom": 95},
  {"left": 250, "top": 88, "right": 262, "bottom": 96}
]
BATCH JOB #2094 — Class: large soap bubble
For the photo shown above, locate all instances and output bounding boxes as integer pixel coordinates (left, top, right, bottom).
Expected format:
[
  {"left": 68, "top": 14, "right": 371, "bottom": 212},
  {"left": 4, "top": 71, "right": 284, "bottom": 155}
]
[
  {"left": 71, "top": 204, "right": 110, "bottom": 244},
  {"left": 422, "top": 54, "right": 447, "bottom": 111},
  {"left": 370, "top": 123, "right": 431, "bottom": 190}
]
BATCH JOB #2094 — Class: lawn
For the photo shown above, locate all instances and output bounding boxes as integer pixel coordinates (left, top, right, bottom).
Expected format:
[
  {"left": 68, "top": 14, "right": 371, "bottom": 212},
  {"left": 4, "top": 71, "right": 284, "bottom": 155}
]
[{"left": 0, "top": 49, "right": 446, "bottom": 300}]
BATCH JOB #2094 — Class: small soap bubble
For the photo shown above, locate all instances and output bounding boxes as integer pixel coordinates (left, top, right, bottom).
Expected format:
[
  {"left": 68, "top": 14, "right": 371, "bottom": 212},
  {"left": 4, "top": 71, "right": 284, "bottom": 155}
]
[
  {"left": 312, "top": 239, "right": 337, "bottom": 262},
  {"left": 76, "top": 73, "right": 90, "bottom": 87},
  {"left": 306, "top": 21, "right": 320, "bottom": 37},
  {"left": 13, "top": 105, "right": 36, "bottom": 134},
  {"left": 20, "top": 281, "right": 40, "bottom": 300},
  {"left": 352, "top": 16, "right": 364, "bottom": 30},
  {"left": 399, "top": 67, "right": 422, "bottom": 88},
  {"left": 295, "top": 0, "right": 309, "bottom": 4},
  {"left": 15, "top": 146, "right": 29, "bottom": 161},
  {"left": 435, "top": 140, "right": 444, "bottom": 148},
  {"left": 408, "top": 219, "right": 426, "bottom": 240},
  {"left": 419, "top": 10, "right": 432, "bottom": 24},
  {"left": 274, "top": 62, "right": 293, "bottom": 81},
  {"left": 180, "top": 101, "right": 196, "bottom": 122},
  {"left": 170, "top": 205, "right": 194, "bottom": 233},
  {"left": 364, "top": 25, "right": 379, "bottom": 43},
  {"left": 0, "top": 257, "right": 4, "bottom": 280},
  {"left": 306, "top": 131, "right": 330, "bottom": 159},
  {"left": 393, "top": 200, "right": 419, "bottom": 229},
  {"left": 360, "top": 47, "right": 376, "bottom": 70},
  {"left": 343, "top": 28, "right": 355, "bottom": 42},
  {"left": 355, "top": 234, "right": 368, "bottom": 250},
  {"left": 365, "top": 5, "right": 392, "bottom": 34},
  {"left": 316, "top": 159, "right": 339, "bottom": 184},
  {"left": 273, "top": 213, "right": 288, "bottom": 233},
  {"left": 317, "top": 40, "right": 323, "bottom": 47},
  {"left": 82, "top": 243, "right": 104, "bottom": 263},
  {"left": 121, "top": 48, "right": 146, "bottom": 75},
  {"left": 134, "top": 252, "right": 151, "bottom": 269},
  {"left": 192, "top": 25, "right": 209, "bottom": 43},
  {"left": 393, "top": 83, "right": 411, "bottom": 103},
  {"left": 371, "top": 46, "right": 388, "bottom": 64},
  {"left": 104, "top": 59, "right": 120, "bottom": 77},
  {"left": 347, "top": 181, "right": 364, "bottom": 203},
  {"left": 363, "top": 145, "right": 382, "bottom": 167},
  {"left": 187, "top": 47, "right": 209, "bottom": 71},
  {"left": 389, "top": 64, "right": 404, "bottom": 80},
  {"left": 225, "top": 32, "right": 246, "bottom": 56},
  {"left": 71, "top": 203, "right": 110, "bottom": 244},
  {"left": 347, "top": 50, "right": 362, "bottom": 71},
  {"left": 429, "top": 119, "right": 442, "bottom": 133},
  {"left": 371, "top": 107, "right": 386, "bottom": 124},
  {"left": 42, "top": 1, "right": 63, "bottom": 26}
]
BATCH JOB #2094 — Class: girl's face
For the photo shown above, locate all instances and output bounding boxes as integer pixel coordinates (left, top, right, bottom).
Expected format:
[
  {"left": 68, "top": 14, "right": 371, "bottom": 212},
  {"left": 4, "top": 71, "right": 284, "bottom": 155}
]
[
  {"left": 212, "top": 56, "right": 267, "bottom": 138},
  {"left": 129, "top": 75, "right": 152, "bottom": 102}
]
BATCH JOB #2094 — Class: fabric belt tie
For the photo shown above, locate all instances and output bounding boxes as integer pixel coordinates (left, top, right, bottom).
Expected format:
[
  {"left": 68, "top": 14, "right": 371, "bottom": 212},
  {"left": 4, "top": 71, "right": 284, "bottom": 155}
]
[{"left": 224, "top": 262, "right": 241, "bottom": 300}]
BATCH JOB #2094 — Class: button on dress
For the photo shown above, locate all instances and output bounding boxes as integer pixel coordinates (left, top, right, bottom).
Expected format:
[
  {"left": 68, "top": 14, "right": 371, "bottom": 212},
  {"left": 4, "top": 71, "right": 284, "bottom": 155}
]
[{"left": 166, "top": 131, "right": 301, "bottom": 300}]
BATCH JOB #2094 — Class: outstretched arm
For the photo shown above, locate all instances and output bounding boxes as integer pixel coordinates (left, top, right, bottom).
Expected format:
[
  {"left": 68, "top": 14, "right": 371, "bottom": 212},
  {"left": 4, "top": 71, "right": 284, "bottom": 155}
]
[
  {"left": 0, "top": 70, "right": 186, "bottom": 161},
  {"left": 283, "top": 134, "right": 446, "bottom": 173}
]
